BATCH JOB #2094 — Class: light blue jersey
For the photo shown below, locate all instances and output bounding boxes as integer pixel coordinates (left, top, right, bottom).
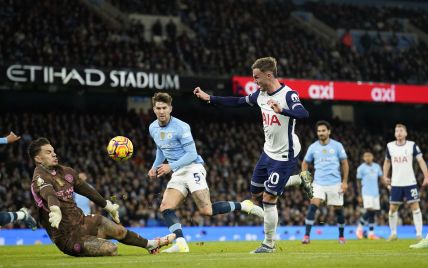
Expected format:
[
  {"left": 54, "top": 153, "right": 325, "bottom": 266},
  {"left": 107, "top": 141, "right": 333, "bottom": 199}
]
[
  {"left": 74, "top": 193, "right": 91, "bottom": 215},
  {"left": 304, "top": 139, "right": 347, "bottom": 186},
  {"left": 357, "top": 162, "right": 382, "bottom": 197},
  {"left": 149, "top": 117, "right": 204, "bottom": 172}
]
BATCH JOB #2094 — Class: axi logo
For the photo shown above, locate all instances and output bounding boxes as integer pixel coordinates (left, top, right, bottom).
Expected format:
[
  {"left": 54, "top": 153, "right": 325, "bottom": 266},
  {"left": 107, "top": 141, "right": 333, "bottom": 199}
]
[
  {"left": 371, "top": 85, "right": 395, "bottom": 102},
  {"left": 308, "top": 82, "right": 334, "bottom": 99}
]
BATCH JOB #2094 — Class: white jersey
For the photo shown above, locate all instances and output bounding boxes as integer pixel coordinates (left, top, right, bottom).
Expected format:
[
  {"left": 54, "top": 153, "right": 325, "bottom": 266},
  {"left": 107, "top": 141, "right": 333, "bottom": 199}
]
[
  {"left": 245, "top": 85, "right": 304, "bottom": 161},
  {"left": 386, "top": 140, "right": 422, "bottom": 186}
]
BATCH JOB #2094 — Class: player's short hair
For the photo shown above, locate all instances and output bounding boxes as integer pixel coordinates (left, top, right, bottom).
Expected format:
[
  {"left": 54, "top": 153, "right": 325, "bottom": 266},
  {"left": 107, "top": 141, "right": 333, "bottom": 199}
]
[
  {"left": 152, "top": 92, "right": 172, "bottom": 106},
  {"left": 251, "top": 57, "right": 277, "bottom": 76},
  {"left": 316, "top": 120, "right": 331, "bottom": 130},
  {"left": 395, "top": 123, "right": 407, "bottom": 131},
  {"left": 28, "top": 137, "right": 51, "bottom": 161}
]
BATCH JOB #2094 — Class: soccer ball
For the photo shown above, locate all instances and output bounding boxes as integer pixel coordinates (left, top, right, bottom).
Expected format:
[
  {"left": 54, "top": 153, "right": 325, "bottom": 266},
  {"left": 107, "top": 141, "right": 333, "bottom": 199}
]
[{"left": 107, "top": 136, "right": 134, "bottom": 161}]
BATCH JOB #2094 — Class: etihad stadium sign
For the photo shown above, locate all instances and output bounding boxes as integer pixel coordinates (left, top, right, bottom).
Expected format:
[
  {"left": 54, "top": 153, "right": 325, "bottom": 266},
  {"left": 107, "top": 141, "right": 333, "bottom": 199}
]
[{"left": 4, "top": 64, "right": 180, "bottom": 90}]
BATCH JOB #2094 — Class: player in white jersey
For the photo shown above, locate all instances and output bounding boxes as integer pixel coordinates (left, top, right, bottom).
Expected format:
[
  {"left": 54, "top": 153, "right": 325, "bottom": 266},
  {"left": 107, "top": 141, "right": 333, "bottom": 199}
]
[
  {"left": 383, "top": 124, "right": 428, "bottom": 243},
  {"left": 194, "top": 57, "right": 312, "bottom": 253},
  {"left": 148, "top": 93, "right": 264, "bottom": 253}
]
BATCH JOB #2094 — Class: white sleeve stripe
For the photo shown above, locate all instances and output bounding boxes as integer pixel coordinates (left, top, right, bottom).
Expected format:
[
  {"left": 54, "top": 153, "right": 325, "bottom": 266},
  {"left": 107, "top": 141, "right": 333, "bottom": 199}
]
[
  {"left": 291, "top": 103, "right": 302, "bottom": 109},
  {"left": 245, "top": 96, "right": 254, "bottom": 106}
]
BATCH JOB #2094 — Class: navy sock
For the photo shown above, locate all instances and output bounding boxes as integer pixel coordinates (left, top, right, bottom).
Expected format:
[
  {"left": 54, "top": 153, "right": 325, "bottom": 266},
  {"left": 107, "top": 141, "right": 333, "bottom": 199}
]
[
  {"left": 212, "top": 201, "right": 241, "bottom": 215},
  {"left": 0, "top": 212, "right": 16, "bottom": 226},
  {"left": 305, "top": 204, "right": 318, "bottom": 236},
  {"left": 162, "top": 209, "right": 183, "bottom": 238},
  {"left": 335, "top": 208, "right": 345, "bottom": 237},
  {"left": 359, "top": 211, "right": 369, "bottom": 226},
  {"left": 368, "top": 210, "right": 376, "bottom": 231}
]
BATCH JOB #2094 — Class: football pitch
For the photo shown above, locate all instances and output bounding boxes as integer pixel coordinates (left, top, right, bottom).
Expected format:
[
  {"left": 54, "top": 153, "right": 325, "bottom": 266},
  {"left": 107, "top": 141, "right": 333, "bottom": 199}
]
[{"left": 0, "top": 240, "right": 427, "bottom": 268}]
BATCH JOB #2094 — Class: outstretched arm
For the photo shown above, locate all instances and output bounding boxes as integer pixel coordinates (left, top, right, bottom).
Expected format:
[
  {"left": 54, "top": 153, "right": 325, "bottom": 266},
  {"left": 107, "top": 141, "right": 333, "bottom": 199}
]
[
  {"left": 194, "top": 87, "right": 258, "bottom": 107},
  {"left": 74, "top": 173, "right": 120, "bottom": 223},
  {"left": 0, "top": 131, "right": 21, "bottom": 144}
]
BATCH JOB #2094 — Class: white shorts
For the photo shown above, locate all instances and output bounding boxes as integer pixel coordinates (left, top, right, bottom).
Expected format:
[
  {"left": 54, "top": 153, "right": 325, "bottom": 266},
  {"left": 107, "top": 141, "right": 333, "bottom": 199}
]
[
  {"left": 167, "top": 163, "right": 208, "bottom": 197},
  {"left": 362, "top": 195, "right": 380, "bottom": 210},
  {"left": 313, "top": 182, "right": 344, "bottom": 206}
]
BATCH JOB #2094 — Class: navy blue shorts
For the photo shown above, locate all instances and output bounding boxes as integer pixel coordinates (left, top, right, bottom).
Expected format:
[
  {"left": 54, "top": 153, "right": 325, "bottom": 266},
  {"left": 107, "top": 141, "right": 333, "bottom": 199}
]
[
  {"left": 390, "top": 185, "right": 419, "bottom": 204},
  {"left": 250, "top": 151, "right": 298, "bottom": 196}
]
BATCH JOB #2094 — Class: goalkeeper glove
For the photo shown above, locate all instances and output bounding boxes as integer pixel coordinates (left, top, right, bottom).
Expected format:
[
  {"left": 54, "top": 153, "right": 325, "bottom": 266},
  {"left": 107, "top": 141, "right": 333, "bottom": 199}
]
[
  {"left": 48, "top": 205, "right": 62, "bottom": 229},
  {"left": 104, "top": 200, "right": 120, "bottom": 223}
]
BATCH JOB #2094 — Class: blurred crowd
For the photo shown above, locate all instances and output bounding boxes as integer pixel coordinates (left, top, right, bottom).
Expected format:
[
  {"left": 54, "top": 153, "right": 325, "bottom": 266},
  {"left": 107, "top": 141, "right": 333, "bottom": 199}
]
[
  {"left": 0, "top": 0, "right": 427, "bottom": 84},
  {"left": 1, "top": 111, "right": 427, "bottom": 229}
]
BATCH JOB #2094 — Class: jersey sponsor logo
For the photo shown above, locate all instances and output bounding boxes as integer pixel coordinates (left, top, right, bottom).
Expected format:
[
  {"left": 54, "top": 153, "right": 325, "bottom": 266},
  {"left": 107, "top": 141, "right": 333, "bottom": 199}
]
[
  {"left": 393, "top": 156, "right": 408, "bottom": 163},
  {"left": 262, "top": 112, "right": 281, "bottom": 126},
  {"left": 56, "top": 187, "right": 74, "bottom": 200},
  {"left": 64, "top": 174, "right": 74, "bottom": 184}
]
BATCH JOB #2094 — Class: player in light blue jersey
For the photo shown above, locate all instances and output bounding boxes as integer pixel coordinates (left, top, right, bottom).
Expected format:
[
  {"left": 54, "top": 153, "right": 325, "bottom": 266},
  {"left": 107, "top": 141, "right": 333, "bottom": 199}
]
[
  {"left": 302, "top": 121, "right": 349, "bottom": 244},
  {"left": 148, "top": 93, "right": 264, "bottom": 253},
  {"left": 0, "top": 131, "right": 37, "bottom": 229},
  {"left": 355, "top": 151, "right": 383, "bottom": 240}
]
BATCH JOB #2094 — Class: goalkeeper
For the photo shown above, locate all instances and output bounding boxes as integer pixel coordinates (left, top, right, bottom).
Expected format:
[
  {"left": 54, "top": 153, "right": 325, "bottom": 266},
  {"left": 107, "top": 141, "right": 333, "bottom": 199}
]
[{"left": 28, "top": 137, "right": 174, "bottom": 257}]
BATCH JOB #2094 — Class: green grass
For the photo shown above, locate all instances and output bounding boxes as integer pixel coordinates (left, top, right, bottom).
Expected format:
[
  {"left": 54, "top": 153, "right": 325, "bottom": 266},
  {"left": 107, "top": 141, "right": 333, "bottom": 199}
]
[{"left": 0, "top": 240, "right": 427, "bottom": 268}]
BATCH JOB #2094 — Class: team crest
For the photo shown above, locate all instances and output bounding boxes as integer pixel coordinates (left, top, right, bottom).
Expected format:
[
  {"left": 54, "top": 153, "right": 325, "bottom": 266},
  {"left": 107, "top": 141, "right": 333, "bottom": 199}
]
[
  {"left": 64, "top": 174, "right": 74, "bottom": 183},
  {"left": 329, "top": 149, "right": 335, "bottom": 154},
  {"left": 167, "top": 133, "right": 173, "bottom": 139},
  {"left": 160, "top": 132, "right": 166, "bottom": 140}
]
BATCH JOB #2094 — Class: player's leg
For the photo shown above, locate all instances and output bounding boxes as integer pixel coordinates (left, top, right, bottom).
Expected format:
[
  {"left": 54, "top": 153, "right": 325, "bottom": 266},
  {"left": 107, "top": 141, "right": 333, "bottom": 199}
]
[
  {"left": 96, "top": 215, "right": 174, "bottom": 254},
  {"left": 0, "top": 208, "right": 36, "bottom": 229},
  {"left": 303, "top": 182, "right": 324, "bottom": 244},
  {"left": 410, "top": 202, "right": 423, "bottom": 239},
  {"left": 406, "top": 185, "right": 422, "bottom": 239},
  {"left": 187, "top": 164, "right": 264, "bottom": 218},
  {"left": 81, "top": 236, "right": 119, "bottom": 256},
  {"left": 367, "top": 196, "right": 381, "bottom": 240},
  {"left": 388, "top": 186, "right": 402, "bottom": 241},
  {"left": 160, "top": 187, "right": 187, "bottom": 253},
  {"left": 252, "top": 157, "right": 296, "bottom": 253},
  {"left": 325, "top": 183, "right": 345, "bottom": 243},
  {"left": 356, "top": 208, "right": 368, "bottom": 239},
  {"left": 284, "top": 171, "right": 314, "bottom": 200}
]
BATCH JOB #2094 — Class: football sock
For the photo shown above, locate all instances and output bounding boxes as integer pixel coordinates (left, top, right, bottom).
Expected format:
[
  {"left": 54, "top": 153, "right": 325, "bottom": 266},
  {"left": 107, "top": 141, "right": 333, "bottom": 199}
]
[
  {"left": 335, "top": 208, "right": 345, "bottom": 238},
  {"left": 359, "top": 210, "right": 369, "bottom": 227},
  {"left": 0, "top": 211, "right": 23, "bottom": 226},
  {"left": 285, "top": 174, "right": 301, "bottom": 187},
  {"left": 368, "top": 210, "right": 375, "bottom": 232},
  {"left": 389, "top": 211, "right": 398, "bottom": 235},
  {"left": 305, "top": 204, "right": 318, "bottom": 236},
  {"left": 412, "top": 209, "right": 423, "bottom": 237},
  {"left": 162, "top": 209, "right": 184, "bottom": 238},
  {"left": 263, "top": 202, "right": 278, "bottom": 248},
  {"left": 212, "top": 201, "right": 241, "bottom": 215},
  {"left": 0, "top": 212, "right": 16, "bottom": 225},
  {"left": 119, "top": 230, "right": 148, "bottom": 248}
]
